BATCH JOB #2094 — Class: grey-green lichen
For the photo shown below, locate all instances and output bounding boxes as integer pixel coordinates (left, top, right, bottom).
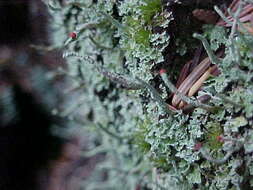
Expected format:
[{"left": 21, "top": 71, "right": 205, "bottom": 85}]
[{"left": 47, "top": 0, "right": 253, "bottom": 189}]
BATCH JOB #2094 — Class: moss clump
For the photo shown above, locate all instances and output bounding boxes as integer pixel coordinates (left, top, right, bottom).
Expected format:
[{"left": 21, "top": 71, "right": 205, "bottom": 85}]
[
  {"left": 134, "top": 28, "right": 151, "bottom": 47},
  {"left": 205, "top": 122, "right": 223, "bottom": 150},
  {"left": 125, "top": 16, "right": 151, "bottom": 47},
  {"left": 133, "top": 118, "right": 151, "bottom": 154},
  {"left": 140, "top": 0, "right": 162, "bottom": 24},
  {"left": 150, "top": 156, "right": 169, "bottom": 170}
]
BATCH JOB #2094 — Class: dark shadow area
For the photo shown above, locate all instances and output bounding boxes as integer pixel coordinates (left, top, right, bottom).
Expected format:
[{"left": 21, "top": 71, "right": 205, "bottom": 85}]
[{"left": 0, "top": 1, "right": 65, "bottom": 189}]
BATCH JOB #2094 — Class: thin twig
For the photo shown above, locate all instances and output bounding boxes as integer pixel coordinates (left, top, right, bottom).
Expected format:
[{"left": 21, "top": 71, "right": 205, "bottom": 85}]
[
  {"left": 63, "top": 51, "right": 175, "bottom": 114},
  {"left": 96, "top": 66, "right": 143, "bottom": 90},
  {"left": 214, "top": 5, "right": 234, "bottom": 26},
  {"left": 216, "top": 93, "right": 244, "bottom": 108},
  {"left": 63, "top": 51, "right": 143, "bottom": 89},
  {"left": 200, "top": 149, "right": 234, "bottom": 164},
  {"left": 172, "top": 57, "right": 211, "bottom": 106},
  {"left": 228, "top": 2, "right": 244, "bottom": 64},
  {"left": 76, "top": 22, "right": 99, "bottom": 32},
  {"left": 136, "top": 78, "right": 178, "bottom": 115},
  {"left": 99, "top": 11, "right": 130, "bottom": 34},
  {"left": 193, "top": 33, "right": 221, "bottom": 65},
  {"left": 88, "top": 36, "right": 113, "bottom": 50},
  {"left": 199, "top": 142, "right": 243, "bottom": 164},
  {"left": 160, "top": 72, "right": 215, "bottom": 112}
]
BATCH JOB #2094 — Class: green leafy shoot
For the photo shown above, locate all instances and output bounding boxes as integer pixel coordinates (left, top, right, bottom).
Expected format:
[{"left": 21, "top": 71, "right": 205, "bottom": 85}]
[{"left": 139, "top": 0, "right": 162, "bottom": 24}]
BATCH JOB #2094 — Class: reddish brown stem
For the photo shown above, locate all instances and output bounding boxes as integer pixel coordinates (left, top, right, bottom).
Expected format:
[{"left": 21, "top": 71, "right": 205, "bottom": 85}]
[{"left": 175, "top": 61, "right": 192, "bottom": 89}]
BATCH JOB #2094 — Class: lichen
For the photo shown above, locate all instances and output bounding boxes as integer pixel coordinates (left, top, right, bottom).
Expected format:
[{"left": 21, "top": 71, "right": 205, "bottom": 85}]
[{"left": 47, "top": 0, "right": 253, "bottom": 189}]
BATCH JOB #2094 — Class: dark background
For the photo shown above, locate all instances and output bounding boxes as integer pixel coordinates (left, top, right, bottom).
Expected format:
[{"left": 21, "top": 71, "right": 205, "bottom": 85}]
[{"left": 0, "top": 1, "right": 65, "bottom": 189}]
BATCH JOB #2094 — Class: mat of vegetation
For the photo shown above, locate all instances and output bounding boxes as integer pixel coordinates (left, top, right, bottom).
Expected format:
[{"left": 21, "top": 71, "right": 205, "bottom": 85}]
[{"left": 46, "top": 0, "right": 253, "bottom": 189}]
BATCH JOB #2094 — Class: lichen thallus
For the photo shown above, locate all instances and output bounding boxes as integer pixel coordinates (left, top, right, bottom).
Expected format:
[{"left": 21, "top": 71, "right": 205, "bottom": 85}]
[
  {"left": 64, "top": 0, "right": 249, "bottom": 114},
  {"left": 162, "top": 0, "right": 252, "bottom": 113}
]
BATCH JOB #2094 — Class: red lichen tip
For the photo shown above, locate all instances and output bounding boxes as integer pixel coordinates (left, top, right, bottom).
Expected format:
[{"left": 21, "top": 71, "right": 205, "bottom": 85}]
[
  {"left": 216, "top": 135, "right": 224, "bottom": 143},
  {"left": 69, "top": 32, "right": 77, "bottom": 39},
  {"left": 159, "top": 69, "right": 166, "bottom": 75},
  {"left": 194, "top": 142, "right": 202, "bottom": 151}
]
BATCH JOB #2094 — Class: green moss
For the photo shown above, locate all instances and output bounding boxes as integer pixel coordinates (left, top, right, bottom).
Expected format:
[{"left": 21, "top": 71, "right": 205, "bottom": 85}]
[
  {"left": 139, "top": 0, "right": 162, "bottom": 24},
  {"left": 205, "top": 122, "right": 223, "bottom": 150},
  {"left": 125, "top": 16, "right": 151, "bottom": 47},
  {"left": 134, "top": 28, "right": 151, "bottom": 47},
  {"left": 125, "top": 16, "right": 140, "bottom": 29},
  {"left": 133, "top": 118, "right": 151, "bottom": 154},
  {"left": 123, "top": 0, "right": 164, "bottom": 47},
  {"left": 150, "top": 156, "right": 169, "bottom": 170}
]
